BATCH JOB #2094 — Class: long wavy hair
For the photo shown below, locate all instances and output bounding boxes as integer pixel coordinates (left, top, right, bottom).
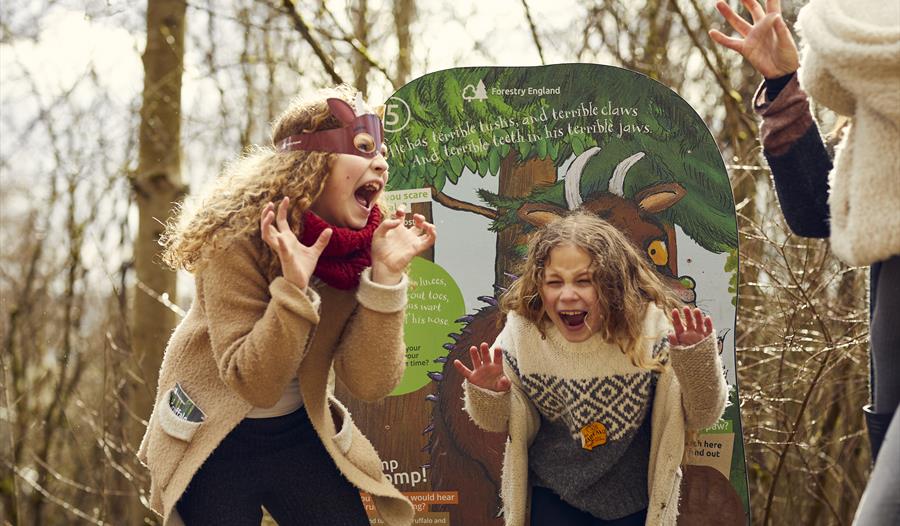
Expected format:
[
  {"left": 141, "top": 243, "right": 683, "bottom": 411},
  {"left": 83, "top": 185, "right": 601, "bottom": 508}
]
[
  {"left": 161, "top": 85, "right": 364, "bottom": 280},
  {"left": 500, "top": 211, "right": 680, "bottom": 372}
]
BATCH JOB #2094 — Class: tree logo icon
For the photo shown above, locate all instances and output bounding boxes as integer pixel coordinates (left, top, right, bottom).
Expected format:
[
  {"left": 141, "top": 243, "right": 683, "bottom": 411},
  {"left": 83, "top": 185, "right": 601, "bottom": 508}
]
[{"left": 462, "top": 80, "right": 488, "bottom": 102}]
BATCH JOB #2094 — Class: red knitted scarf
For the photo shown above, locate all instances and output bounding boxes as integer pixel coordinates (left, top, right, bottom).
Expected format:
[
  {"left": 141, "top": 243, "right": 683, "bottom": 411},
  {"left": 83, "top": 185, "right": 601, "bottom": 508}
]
[{"left": 300, "top": 206, "right": 381, "bottom": 290}]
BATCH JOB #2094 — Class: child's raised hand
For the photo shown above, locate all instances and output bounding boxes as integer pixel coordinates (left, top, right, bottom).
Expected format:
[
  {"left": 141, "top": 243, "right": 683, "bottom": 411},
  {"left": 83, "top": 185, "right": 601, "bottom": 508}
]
[
  {"left": 709, "top": 0, "right": 799, "bottom": 79},
  {"left": 261, "top": 197, "right": 332, "bottom": 291},
  {"left": 453, "top": 343, "right": 511, "bottom": 393},
  {"left": 668, "top": 306, "right": 714, "bottom": 348},
  {"left": 370, "top": 208, "right": 437, "bottom": 285}
]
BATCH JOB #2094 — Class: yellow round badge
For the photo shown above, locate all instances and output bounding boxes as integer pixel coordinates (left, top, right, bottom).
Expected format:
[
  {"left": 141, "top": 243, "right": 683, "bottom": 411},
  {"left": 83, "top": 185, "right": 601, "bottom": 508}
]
[{"left": 580, "top": 422, "right": 608, "bottom": 451}]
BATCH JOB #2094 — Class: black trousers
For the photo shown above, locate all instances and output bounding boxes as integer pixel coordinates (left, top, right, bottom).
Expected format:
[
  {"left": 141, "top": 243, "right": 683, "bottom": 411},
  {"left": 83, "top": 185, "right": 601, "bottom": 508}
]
[
  {"left": 870, "top": 255, "right": 900, "bottom": 414},
  {"left": 530, "top": 485, "right": 647, "bottom": 526},
  {"left": 177, "top": 408, "right": 368, "bottom": 526}
]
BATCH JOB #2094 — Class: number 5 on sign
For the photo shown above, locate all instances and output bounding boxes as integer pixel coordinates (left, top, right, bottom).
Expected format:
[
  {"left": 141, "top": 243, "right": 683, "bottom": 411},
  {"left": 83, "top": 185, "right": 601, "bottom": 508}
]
[{"left": 384, "top": 96, "right": 410, "bottom": 133}]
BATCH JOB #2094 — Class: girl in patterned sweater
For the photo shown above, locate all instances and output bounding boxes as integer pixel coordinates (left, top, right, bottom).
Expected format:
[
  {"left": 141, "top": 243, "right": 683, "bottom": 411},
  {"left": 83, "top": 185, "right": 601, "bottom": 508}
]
[{"left": 454, "top": 212, "right": 727, "bottom": 526}]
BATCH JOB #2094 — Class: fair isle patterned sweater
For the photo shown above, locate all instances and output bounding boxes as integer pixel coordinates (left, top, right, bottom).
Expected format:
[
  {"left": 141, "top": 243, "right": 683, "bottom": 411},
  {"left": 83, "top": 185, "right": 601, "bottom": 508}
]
[
  {"left": 464, "top": 305, "right": 728, "bottom": 526},
  {"left": 506, "top": 320, "right": 668, "bottom": 519}
]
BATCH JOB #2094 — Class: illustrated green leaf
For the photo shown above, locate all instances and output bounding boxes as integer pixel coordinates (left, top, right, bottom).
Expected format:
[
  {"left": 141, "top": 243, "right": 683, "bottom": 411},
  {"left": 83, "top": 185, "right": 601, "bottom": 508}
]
[
  {"left": 477, "top": 157, "right": 490, "bottom": 176},
  {"left": 464, "top": 155, "right": 477, "bottom": 173},
  {"left": 425, "top": 162, "right": 438, "bottom": 180},
  {"left": 519, "top": 142, "right": 532, "bottom": 158},
  {"left": 572, "top": 134, "right": 585, "bottom": 155},
  {"left": 488, "top": 149, "right": 501, "bottom": 175},
  {"left": 548, "top": 140, "right": 559, "bottom": 161},
  {"left": 449, "top": 156, "right": 463, "bottom": 176}
]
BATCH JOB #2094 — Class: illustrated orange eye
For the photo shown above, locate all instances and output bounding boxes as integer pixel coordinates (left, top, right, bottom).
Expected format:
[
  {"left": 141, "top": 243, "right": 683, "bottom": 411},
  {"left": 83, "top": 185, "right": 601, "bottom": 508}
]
[
  {"left": 648, "top": 240, "right": 668, "bottom": 266},
  {"left": 353, "top": 133, "right": 376, "bottom": 154}
]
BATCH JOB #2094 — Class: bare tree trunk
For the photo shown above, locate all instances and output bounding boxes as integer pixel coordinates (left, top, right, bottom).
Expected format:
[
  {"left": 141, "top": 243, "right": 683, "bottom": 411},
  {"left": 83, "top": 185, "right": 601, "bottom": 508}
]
[
  {"left": 643, "top": 0, "right": 673, "bottom": 75},
  {"left": 1, "top": 208, "right": 50, "bottom": 526},
  {"left": 352, "top": 0, "right": 370, "bottom": 93},
  {"left": 131, "top": 0, "right": 186, "bottom": 473},
  {"left": 392, "top": 0, "right": 414, "bottom": 87},
  {"left": 30, "top": 174, "right": 89, "bottom": 526},
  {"left": 239, "top": 6, "right": 256, "bottom": 148}
]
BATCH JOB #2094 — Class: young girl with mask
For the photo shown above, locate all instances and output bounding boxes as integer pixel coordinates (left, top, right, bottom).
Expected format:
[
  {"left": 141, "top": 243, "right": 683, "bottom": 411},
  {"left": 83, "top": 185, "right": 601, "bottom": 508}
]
[
  {"left": 138, "top": 85, "right": 433, "bottom": 526},
  {"left": 454, "top": 212, "right": 727, "bottom": 526}
]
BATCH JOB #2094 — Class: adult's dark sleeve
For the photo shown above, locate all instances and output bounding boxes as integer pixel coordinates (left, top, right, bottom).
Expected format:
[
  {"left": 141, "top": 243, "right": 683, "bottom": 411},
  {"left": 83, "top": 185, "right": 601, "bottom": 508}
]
[{"left": 754, "top": 74, "right": 832, "bottom": 239}]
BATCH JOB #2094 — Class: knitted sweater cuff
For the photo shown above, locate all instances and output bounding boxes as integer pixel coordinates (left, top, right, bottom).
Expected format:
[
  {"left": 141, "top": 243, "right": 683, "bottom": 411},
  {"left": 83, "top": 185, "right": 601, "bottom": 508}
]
[
  {"left": 356, "top": 267, "right": 408, "bottom": 313},
  {"left": 669, "top": 332, "right": 727, "bottom": 429},
  {"left": 754, "top": 74, "right": 815, "bottom": 156},
  {"left": 669, "top": 332, "right": 718, "bottom": 376},
  {"left": 463, "top": 380, "right": 510, "bottom": 432}
]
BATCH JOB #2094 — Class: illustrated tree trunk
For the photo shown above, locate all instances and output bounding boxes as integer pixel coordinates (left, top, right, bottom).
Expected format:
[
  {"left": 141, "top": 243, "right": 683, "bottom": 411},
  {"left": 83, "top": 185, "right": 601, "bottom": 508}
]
[
  {"left": 495, "top": 153, "right": 556, "bottom": 289},
  {"left": 130, "top": 0, "right": 186, "bottom": 480}
]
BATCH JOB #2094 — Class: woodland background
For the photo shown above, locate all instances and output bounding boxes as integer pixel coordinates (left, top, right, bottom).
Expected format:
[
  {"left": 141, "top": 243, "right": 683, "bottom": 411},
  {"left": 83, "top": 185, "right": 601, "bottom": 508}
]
[{"left": 0, "top": 0, "right": 869, "bottom": 524}]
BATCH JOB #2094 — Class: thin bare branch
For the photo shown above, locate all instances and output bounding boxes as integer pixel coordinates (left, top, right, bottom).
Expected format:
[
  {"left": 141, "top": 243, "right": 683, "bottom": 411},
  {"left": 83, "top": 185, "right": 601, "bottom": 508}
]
[
  {"left": 280, "top": 0, "right": 343, "bottom": 84},
  {"left": 520, "top": 0, "right": 546, "bottom": 65}
]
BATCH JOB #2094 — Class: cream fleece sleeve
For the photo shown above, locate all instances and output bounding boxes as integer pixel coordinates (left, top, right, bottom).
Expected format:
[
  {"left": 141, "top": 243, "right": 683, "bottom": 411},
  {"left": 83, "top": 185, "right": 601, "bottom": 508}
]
[
  {"left": 201, "top": 238, "right": 321, "bottom": 408},
  {"left": 798, "top": 46, "right": 857, "bottom": 117}
]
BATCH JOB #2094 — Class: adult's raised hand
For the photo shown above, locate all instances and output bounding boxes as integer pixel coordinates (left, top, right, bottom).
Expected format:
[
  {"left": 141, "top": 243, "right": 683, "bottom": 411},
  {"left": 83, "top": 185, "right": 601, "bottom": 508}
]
[{"left": 709, "top": 0, "right": 799, "bottom": 79}]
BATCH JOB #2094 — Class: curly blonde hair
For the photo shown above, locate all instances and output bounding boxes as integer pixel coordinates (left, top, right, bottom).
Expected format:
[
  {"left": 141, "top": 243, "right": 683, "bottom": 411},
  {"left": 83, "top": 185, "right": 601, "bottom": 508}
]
[
  {"left": 161, "top": 85, "right": 364, "bottom": 279},
  {"left": 500, "top": 211, "right": 680, "bottom": 372}
]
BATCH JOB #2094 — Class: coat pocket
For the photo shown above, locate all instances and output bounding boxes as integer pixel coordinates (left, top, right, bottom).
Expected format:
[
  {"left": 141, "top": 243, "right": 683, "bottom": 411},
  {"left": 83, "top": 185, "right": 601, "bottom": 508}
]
[
  {"left": 328, "top": 395, "right": 384, "bottom": 481},
  {"left": 328, "top": 395, "right": 354, "bottom": 455},
  {"left": 145, "top": 387, "right": 203, "bottom": 489}
]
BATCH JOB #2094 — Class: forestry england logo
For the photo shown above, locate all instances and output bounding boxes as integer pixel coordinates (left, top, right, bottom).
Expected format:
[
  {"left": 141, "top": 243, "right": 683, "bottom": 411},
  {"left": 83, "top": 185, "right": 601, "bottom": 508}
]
[
  {"left": 462, "top": 80, "right": 488, "bottom": 102},
  {"left": 465, "top": 80, "right": 563, "bottom": 102}
]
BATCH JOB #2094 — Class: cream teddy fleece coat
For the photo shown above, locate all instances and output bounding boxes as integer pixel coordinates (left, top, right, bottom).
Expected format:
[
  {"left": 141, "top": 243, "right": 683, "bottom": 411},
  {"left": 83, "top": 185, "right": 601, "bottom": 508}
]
[{"left": 797, "top": 0, "right": 900, "bottom": 265}]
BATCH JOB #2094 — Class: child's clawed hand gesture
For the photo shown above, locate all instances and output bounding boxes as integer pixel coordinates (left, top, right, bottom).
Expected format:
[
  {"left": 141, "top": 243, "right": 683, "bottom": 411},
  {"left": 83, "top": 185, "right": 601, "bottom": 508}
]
[
  {"left": 370, "top": 207, "right": 437, "bottom": 285},
  {"left": 261, "top": 197, "right": 333, "bottom": 291},
  {"left": 261, "top": 200, "right": 436, "bottom": 290},
  {"left": 668, "top": 306, "right": 714, "bottom": 348},
  {"left": 453, "top": 342, "right": 511, "bottom": 393}
]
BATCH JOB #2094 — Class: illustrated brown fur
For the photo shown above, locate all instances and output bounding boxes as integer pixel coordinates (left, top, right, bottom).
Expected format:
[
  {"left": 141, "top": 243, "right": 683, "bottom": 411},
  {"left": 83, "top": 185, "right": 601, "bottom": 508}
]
[{"left": 427, "top": 301, "right": 506, "bottom": 524}]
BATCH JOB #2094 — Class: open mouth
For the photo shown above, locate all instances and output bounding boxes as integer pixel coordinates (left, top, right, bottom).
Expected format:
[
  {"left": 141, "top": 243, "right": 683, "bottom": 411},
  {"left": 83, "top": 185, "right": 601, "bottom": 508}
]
[
  {"left": 558, "top": 310, "right": 587, "bottom": 328},
  {"left": 354, "top": 181, "right": 382, "bottom": 209}
]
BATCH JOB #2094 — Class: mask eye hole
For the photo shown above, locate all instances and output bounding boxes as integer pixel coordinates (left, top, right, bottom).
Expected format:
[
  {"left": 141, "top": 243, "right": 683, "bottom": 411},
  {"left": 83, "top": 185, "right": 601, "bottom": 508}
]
[
  {"left": 380, "top": 143, "right": 389, "bottom": 159},
  {"left": 353, "top": 133, "right": 376, "bottom": 154},
  {"left": 647, "top": 240, "right": 668, "bottom": 266}
]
